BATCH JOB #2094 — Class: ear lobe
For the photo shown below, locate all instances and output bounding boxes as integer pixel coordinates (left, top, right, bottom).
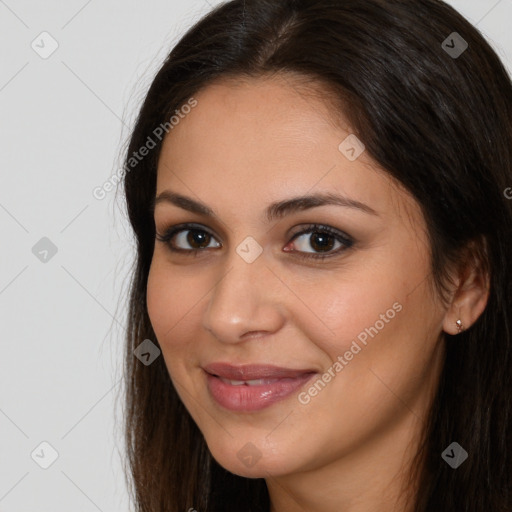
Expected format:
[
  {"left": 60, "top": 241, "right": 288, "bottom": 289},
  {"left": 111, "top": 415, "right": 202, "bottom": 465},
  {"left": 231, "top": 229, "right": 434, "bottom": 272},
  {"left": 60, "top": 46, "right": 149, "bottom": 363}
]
[{"left": 442, "top": 238, "right": 490, "bottom": 335}]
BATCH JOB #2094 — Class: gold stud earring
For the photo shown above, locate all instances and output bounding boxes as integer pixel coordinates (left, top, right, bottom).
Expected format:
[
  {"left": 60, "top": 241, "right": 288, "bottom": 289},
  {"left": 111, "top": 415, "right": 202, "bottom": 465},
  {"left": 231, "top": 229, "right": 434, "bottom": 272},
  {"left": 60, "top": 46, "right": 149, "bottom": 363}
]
[{"left": 456, "top": 319, "right": 464, "bottom": 333}]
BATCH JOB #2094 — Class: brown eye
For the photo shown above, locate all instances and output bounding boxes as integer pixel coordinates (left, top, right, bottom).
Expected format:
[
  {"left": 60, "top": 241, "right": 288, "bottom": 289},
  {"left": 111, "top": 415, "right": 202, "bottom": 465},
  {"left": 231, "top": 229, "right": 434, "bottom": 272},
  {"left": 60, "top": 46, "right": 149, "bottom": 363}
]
[
  {"left": 284, "top": 224, "right": 354, "bottom": 260},
  {"left": 156, "top": 222, "right": 354, "bottom": 260},
  {"left": 156, "top": 224, "right": 221, "bottom": 252},
  {"left": 309, "top": 232, "right": 336, "bottom": 252},
  {"left": 185, "top": 230, "right": 212, "bottom": 249}
]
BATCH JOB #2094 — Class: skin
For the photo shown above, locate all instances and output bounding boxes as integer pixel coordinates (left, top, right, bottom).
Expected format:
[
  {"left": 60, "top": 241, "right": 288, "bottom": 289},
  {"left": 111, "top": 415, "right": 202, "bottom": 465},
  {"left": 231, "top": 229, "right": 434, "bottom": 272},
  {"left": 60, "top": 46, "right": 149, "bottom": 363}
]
[{"left": 146, "top": 74, "right": 489, "bottom": 512}]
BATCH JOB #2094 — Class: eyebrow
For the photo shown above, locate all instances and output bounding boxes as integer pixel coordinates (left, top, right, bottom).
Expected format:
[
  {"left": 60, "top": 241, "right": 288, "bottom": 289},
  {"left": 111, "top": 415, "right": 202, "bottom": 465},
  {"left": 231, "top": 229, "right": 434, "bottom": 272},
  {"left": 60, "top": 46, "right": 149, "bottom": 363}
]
[{"left": 151, "top": 190, "right": 379, "bottom": 221}]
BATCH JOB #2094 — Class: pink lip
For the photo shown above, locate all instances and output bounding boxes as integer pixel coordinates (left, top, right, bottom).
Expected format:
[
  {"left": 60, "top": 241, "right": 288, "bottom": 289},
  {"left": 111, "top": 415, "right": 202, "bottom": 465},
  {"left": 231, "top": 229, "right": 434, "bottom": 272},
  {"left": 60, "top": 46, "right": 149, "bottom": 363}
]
[
  {"left": 203, "top": 362, "right": 317, "bottom": 380},
  {"left": 203, "top": 363, "right": 317, "bottom": 411}
]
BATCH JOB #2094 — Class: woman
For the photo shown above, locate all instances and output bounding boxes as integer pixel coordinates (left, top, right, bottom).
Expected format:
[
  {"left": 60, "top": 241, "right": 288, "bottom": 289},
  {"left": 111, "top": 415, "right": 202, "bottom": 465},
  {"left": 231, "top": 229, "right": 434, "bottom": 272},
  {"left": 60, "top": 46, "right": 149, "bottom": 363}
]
[{"left": 120, "top": 0, "right": 512, "bottom": 510}]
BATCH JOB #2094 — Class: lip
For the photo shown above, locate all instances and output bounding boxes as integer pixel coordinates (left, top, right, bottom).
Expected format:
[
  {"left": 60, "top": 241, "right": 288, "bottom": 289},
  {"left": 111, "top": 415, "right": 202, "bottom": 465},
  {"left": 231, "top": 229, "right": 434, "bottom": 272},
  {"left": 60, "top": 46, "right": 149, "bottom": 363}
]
[
  {"left": 203, "top": 363, "right": 318, "bottom": 412},
  {"left": 203, "top": 362, "right": 317, "bottom": 380}
]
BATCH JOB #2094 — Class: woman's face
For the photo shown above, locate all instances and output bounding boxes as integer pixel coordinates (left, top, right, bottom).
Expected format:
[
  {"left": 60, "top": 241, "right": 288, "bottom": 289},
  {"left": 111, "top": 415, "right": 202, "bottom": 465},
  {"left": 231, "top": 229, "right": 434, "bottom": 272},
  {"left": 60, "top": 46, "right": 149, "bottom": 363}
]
[{"left": 147, "top": 75, "right": 447, "bottom": 479}]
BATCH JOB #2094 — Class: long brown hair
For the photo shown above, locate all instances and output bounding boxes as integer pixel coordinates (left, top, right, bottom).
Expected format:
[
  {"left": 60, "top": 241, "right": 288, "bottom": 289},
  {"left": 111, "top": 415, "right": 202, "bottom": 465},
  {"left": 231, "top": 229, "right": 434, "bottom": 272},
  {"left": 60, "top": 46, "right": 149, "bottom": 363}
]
[{"left": 119, "top": 1, "right": 512, "bottom": 510}]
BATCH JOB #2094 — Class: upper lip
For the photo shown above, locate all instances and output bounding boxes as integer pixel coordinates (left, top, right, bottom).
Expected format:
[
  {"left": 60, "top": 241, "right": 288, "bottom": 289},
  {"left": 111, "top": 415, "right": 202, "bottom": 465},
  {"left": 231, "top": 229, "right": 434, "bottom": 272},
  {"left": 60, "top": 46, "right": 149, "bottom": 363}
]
[{"left": 203, "top": 363, "right": 317, "bottom": 380}]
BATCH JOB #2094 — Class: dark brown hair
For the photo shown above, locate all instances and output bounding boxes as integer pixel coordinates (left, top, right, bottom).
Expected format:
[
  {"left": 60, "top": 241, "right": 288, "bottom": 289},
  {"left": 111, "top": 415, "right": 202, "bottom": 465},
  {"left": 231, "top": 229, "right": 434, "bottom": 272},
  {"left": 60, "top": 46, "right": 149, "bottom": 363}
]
[{"left": 119, "top": 1, "right": 512, "bottom": 510}]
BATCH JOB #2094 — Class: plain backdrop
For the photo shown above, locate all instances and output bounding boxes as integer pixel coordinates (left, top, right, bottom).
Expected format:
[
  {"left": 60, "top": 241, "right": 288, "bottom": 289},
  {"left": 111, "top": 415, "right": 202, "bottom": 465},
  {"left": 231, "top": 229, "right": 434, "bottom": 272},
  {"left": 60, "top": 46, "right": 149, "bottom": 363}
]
[{"left": 0, "top": 1, "right": 511, "bottom": 510}]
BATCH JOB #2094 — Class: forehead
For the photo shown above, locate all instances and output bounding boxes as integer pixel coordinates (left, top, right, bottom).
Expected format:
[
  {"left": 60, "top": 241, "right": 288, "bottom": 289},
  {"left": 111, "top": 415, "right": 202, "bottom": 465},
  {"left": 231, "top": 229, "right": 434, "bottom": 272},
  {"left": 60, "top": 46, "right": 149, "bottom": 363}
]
[
  {"left": 156, "top": 74, "right": 418, "bottom": 225},
  {"left": 166, "top": 73, "right": 349, "bottom": 146}
]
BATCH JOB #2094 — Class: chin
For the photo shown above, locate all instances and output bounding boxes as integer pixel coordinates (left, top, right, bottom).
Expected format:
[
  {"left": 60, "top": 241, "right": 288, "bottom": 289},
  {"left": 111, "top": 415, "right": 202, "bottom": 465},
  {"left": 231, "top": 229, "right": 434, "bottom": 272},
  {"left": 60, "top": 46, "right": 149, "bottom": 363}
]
[{"left": 205, "top": 436, "right": 304, "bottom": 479}]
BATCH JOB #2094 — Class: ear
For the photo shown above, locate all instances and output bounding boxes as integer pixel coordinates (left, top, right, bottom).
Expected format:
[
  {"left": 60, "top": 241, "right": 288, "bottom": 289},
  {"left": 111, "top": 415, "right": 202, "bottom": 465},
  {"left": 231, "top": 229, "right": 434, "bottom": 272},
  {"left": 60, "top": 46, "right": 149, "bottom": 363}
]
[{"left": 442, "top": 237, "right": 490, "bottom": 335}]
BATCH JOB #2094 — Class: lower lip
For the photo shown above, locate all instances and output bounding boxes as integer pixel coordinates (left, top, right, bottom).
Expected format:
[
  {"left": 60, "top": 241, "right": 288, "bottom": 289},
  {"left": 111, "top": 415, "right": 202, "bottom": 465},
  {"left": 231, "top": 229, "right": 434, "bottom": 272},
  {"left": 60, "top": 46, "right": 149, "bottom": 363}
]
[{"left": 205, "top": 371, "right": 316, "bottom": 412}]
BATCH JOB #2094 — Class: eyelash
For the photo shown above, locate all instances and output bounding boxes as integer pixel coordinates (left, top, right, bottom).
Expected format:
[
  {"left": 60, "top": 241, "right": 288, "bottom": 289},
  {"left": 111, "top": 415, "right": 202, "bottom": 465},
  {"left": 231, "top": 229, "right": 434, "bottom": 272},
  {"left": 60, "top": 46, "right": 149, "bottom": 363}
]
[{"left": 155, "top": 222, "right": 354, "bottom": 260}]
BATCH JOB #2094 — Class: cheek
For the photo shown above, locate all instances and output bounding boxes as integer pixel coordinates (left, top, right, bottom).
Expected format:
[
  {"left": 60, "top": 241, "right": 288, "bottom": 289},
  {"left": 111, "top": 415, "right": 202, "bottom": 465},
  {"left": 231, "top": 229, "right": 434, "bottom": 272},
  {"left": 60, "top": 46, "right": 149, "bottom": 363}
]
[
  {"left": 317, "top": 237, "right": 432, "bottom": 352},
  {"left": 146, "top": 259, "right": 204, "bottom": 366},
  {"left": 292, "top": 244, "right": 438, "bottom": 402},
  {"left": 146, "top": 259, "right": 200, "bottom": 350},
  {"left": 309, "top": 271, "right": 440, "bottom": 417},
  {"left": 293, "top": 266, "right": 407, "bottom": 362}
]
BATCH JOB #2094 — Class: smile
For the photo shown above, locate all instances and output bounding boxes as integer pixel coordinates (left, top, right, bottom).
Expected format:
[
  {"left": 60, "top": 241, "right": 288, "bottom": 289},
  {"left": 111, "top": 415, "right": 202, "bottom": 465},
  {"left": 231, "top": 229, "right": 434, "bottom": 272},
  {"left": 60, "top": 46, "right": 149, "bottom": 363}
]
[{"left": 203, "top": 363, "right": 317, "bottom": 411}]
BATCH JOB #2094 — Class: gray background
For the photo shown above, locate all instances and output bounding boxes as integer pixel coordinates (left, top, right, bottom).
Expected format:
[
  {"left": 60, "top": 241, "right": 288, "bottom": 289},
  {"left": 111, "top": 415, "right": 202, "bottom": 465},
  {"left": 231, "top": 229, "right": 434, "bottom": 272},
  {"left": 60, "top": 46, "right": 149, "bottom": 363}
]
[{"left": 0, "top": 1, "right": 510, "bottom": 510}]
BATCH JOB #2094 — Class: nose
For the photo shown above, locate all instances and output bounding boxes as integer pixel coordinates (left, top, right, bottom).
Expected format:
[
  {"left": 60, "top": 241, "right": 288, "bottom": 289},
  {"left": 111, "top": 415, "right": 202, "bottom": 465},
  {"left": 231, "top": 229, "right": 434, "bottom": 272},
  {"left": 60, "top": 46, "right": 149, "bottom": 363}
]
[{"left": 202, "top": 246, "right": 286, "bottom": 344}]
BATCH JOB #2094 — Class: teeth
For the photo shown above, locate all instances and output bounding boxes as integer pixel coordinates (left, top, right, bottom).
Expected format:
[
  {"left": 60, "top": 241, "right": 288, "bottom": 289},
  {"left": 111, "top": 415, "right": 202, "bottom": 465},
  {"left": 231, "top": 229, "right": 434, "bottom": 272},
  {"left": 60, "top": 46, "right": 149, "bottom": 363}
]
[
  {"left": 221, "top": 379, "right": 246, "bottom": 386},
  {"left": 219, "top": 377, "right": 281, "bottom": 386}
]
